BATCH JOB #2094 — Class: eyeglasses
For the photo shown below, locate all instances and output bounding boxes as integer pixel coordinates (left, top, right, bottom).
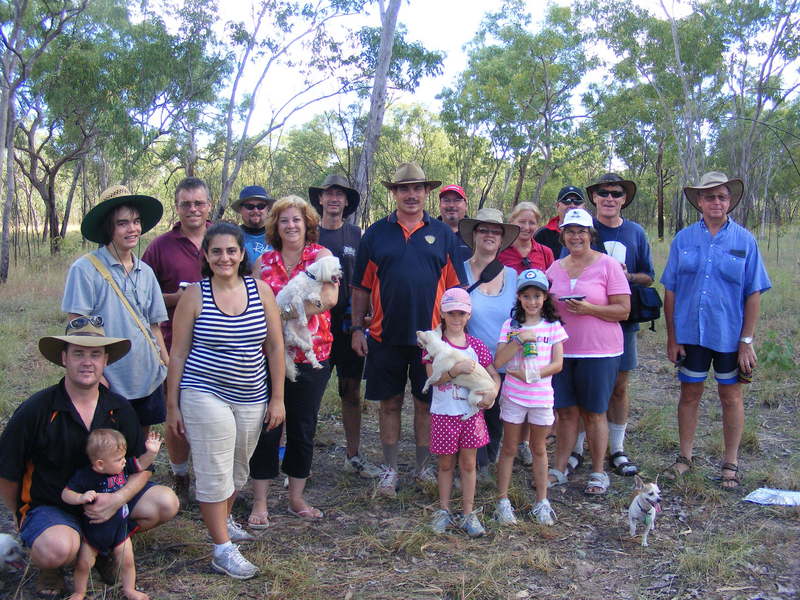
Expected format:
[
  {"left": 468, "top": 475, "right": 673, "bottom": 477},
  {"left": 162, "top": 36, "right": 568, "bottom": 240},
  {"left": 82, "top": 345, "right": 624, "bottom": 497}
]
[
  {"left": 564, "top": 228, "right": 590, "bottom": 236},
  {"left": 595, "top": 190, "right": 625, "bottom": 199},
  {"left": 698, "top": 194, "right": 730, "bottom": 202},
  {"left": 475, "top": 226, "right": 504, "bottom": 236},
  {"left": 440, "top": 197, "right": 465, "bottom": 204},
  {"left": 66, "top": 316, "right": 103, "bottom": 332},
  {"left": 177, "top": 200, "right": 209, "bottom": 210},
  {"left": 241, "top": 202, "right": 268, "bottom": 211},
  {"left": 558, "top": 196, "right": 584, "bottom": 206}
]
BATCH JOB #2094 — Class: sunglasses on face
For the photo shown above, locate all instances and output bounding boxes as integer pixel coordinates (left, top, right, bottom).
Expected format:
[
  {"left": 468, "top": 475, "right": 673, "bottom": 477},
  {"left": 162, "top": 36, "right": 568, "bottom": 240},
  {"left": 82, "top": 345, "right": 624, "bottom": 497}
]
[
  {"left": 558, "top": 196, "right": 584, "bottom": 206},
  {"left": 521, "top": 257, "right": 531, "bottom": 268},
  {"left": 242, "top": 202, "right": 268, "bottom": 211},
  {"left": 66, "top": 315, "right": 104, "bottom": 332},
  {"left": 475, "top": 226, "right": 504, "bottom": 236},
  {"left": 595, "top": 190, "right": 625, "bottom": 199}
]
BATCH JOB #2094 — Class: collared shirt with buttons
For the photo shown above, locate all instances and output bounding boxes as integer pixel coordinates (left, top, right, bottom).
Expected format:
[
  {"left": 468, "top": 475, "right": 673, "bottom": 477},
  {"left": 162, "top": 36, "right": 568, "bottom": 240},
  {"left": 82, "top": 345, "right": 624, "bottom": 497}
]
[{"left": 661, "top": 218, "right": 771, "bottom": 353}]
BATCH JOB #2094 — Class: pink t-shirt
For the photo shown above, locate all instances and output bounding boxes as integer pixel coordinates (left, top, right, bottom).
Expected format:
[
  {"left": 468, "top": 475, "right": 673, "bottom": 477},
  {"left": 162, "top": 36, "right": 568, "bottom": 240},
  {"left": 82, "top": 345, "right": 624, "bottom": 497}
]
[
  {"left": 498, "top": 318, "right": 568, "bottom": 407},
  {"left": 545, "top": 254, "right": 630, "bottom": 357},
  {"left": 422, "top": 334, "right": 493, "bottom": 416}
]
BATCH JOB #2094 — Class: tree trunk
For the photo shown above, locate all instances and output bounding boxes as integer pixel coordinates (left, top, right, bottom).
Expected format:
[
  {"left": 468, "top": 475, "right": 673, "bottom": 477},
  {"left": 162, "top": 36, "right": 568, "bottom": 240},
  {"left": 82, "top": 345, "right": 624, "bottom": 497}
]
[
  {"left": 60, "top": 160, "right": 82, "bottom": 239},
  {"left": 656, "top": 138, "right": 665, "bottom": 240},
  {"left": 0, "top": 108, "right": 15, "bottom": 283},
  {"left": 353, "top": 0, "right": 402, "bottom": 228},
  {"left": 512, "top": 148, "right": 533, "bottom": 206}
]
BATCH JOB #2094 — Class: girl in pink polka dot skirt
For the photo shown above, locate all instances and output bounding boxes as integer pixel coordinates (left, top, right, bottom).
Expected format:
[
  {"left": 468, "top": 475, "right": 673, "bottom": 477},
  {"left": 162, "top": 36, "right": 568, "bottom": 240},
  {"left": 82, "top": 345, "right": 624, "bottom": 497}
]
[{"left": 422, "top": 288, "right": 501, "bottom": 537}]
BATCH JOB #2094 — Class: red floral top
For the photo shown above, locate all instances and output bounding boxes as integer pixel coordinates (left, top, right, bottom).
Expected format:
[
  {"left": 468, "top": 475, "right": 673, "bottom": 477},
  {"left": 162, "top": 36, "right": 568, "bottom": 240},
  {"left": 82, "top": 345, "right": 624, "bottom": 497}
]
[{"left": 257, "top": 243, "right": 332, "bottom": 364}]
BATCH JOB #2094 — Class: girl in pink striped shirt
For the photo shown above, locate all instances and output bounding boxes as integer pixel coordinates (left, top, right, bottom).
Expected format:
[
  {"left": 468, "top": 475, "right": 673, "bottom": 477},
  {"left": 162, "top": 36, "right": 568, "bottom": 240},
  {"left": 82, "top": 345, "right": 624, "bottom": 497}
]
[{"left": 492, "top": 269, "right": 567, "bottom": 526}]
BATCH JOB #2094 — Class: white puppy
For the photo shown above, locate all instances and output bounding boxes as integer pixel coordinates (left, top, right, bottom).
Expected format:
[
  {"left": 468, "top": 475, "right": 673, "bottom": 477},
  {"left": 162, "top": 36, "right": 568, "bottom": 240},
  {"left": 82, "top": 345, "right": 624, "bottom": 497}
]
[
  {"left": 276, "top": 255, "right": 342, "bottom": 381},
  {"left": 417, "top": 329, "right": 496, "bottom": 420},
  {"left": 628, "top": 475, "right": 662, "bottom": 547},
  {"left": 0, "top": 532, "right": 25, "bottom": 573}
]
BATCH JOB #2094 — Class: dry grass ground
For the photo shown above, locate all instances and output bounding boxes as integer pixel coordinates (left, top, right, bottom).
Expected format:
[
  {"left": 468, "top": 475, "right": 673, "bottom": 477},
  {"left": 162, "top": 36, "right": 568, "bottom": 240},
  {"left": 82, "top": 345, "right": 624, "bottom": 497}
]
[{"left": 0, "top": 229, "right": 798, "bottom": 600}]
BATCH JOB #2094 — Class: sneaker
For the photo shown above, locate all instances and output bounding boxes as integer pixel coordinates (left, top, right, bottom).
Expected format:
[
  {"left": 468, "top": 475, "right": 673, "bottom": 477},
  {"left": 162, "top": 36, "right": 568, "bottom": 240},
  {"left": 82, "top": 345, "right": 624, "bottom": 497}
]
[
  {"left": 458, "top": 510, "right": 486, "bottom": 538},
  {"left": 377, "top": 466, "right": 399, "bottom": 498},
  {"left": 529, "top": 498, "right": 556, "bottom": 526},
  {"left": 517, "top": 442, "right": 533, "bottom": 467},
  {"left": 493, "top": 498, "right": 517, "bottom": 525},
  {"left": 430, "top": 509, "right": 452, "bottom": 534},
  {"left": 211, "top": 544, "right": 258, "bottom": 580},
  {"left": 172, "top": 473, "right": 191, "bottom": 509},
  {"left": 227, "top": 515, "right": 255, "bottom": 543},
  {"left": 415, "top": 464, "right": 437, "bottom": 485},
  {"left": 344, "top": 454, "right": 383, "bottom": 479}
]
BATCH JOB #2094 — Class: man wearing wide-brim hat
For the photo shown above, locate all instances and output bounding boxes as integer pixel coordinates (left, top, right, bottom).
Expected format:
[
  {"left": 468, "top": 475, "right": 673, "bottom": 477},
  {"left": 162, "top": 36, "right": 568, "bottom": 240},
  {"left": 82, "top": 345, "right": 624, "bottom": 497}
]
[
  {"left": 231, "top": 185, "right": 276, "bottom": 265},
  {"left": 62, "top": 185, "right": 170, "bottom": 437},
  {"left": 585, "top": 172, "right": 655, "bottom": 478},
  {"left": 310, "top": 174, "right": 382, "bottom": 480},
  {"left": 351, "top": 162, "right": 466, "bottom": 497},
  {"left": 661, "top": 171, "right": 771, "bottom": 489},
  {"left": 0, "top": 318, "right": 178, "bottom": 596}
]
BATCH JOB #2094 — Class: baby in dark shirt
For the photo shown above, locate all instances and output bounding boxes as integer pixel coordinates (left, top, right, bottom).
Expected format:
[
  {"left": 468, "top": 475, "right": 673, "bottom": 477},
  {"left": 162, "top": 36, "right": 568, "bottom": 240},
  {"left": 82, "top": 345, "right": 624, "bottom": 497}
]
[{"left": 62, "top": 428, "right": 161, "bottom": 600}]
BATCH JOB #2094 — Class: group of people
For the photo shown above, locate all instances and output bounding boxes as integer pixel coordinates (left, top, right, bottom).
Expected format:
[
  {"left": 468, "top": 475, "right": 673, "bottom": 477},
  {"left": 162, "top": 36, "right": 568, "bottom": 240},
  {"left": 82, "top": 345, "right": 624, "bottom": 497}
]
[{"left": 0, "top": 163, "right": 770, "bottom": 594}]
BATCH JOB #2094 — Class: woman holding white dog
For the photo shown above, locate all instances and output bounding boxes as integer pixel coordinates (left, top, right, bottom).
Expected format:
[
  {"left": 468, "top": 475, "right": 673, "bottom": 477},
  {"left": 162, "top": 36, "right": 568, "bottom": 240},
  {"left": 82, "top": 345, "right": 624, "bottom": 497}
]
[
  {"left": 166, "top": 222, "right": 285, "bottom": 579},
  {"left": 249, "top": 195, "right": 338, "bottom": 523},
  {"left": 545, "top": 208, "right": 630, "bottom": 496}
]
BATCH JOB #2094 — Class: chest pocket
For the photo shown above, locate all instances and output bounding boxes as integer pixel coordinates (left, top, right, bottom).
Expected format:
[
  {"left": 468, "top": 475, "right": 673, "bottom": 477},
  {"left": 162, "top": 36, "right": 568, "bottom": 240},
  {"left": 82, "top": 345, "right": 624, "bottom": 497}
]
[
  {"left": 677, "top": 247, "right": 699, "bottom": 275},
  {"left": 718, "top": 251, "right": 745, "bottom": 285}
]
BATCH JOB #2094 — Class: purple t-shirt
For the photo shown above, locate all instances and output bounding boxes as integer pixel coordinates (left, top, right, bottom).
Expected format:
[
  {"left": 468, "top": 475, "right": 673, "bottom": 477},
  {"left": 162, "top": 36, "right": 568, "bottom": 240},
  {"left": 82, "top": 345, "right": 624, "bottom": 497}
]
[
  {"left": 546, "top": 254, "right": 630, "bottom": 357},
  {"left": 141, "top": 221, "right": 208, "bottom": 349}
]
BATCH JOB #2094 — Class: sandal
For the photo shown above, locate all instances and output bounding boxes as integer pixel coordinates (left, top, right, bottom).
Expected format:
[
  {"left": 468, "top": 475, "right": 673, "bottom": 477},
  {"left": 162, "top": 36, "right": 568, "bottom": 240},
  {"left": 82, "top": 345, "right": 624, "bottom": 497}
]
[
  {"left": 565, "top": 452, "right": 583, "bottom": 476},
  {"left": 288, "top": 506, "right": 324, "bottom": 520},
  {"left": 546, "top": 433, "right": 557, "bottom": 447},
  {"left": 35, "top": 568, "right": 66, "bottom": 599},
  {"left": 247, "top": 510, "right": 270, "bottom": 530},
  {"left": 662, "top": 455, "right": 692, "bottom": 481},
  {"left": 609, "top": 451, "right": 639, "bottom": 476},
  {"left": 584, "top": 471, "right": 610, "bottom": 496},
  {"left": 547, "top": 468, "right": 568, "bottom": 488},
  {"left": 719, "top": 462, "right": 741, "bottom": 490}
]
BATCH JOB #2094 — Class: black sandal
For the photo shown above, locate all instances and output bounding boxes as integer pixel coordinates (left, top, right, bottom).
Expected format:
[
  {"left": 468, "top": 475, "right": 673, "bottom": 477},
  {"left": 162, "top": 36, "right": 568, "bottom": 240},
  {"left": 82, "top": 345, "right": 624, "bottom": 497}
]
[
  {"left": 720, "top": 462, "right": 741, "bottom": 490},
  {"left": 663, "top": 455, "right": 692, "bottom": 480},
  {"left": 566, "top": 451, "right": 583, "bottom": 475},
  {"left": 609, "top": 451, "right": 639, "bottom": 476}
]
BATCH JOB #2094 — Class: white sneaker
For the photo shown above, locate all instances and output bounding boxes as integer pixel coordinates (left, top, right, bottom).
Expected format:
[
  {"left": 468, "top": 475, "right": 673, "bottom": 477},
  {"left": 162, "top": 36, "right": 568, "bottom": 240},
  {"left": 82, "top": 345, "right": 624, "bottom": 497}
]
[
  {"left": 493, "top": 498, "right": 518, "bottom": 525},
  {"left": 458, "top": 510, "right": 486, "bottom": 538},
  {"left": 430, "top": 509, "right": 451, "bottom": 534},
  {"left": 415, "top": 464, "right": 437, "bottom": 485},
  {"left": 344, "top": 454, "right": 383, "bottom": 479},
  {"left": 227, "top": 515, "right": 255, "bottom": 543},
  {"left": 517, "top": 442, "right": 533, "bottom": 466},
  {"left": 529, "top": 498, "right": 556, "bottom": 526},
  {"left": 377, "top": 466, "right": 399, "bottom": 497},
  {"left": 211, "top": 544, "right": 258, "bottom": 579}
]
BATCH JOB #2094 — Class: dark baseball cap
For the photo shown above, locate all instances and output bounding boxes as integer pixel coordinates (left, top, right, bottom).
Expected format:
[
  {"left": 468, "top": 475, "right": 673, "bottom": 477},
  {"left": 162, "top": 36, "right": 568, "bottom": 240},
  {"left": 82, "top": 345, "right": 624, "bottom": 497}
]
[{"left": 557, "top": 185, "right": 586, "bottom": 204}]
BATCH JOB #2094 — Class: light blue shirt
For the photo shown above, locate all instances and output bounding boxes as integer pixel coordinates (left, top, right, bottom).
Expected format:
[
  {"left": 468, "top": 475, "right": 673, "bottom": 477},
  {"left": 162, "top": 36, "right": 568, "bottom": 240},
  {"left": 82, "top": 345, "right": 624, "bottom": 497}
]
[
  {"left": 661, "top": 218, "right": 770, "bottom": 353},
  {"left": 242, "top": 228, "right": 272, "bottom": 266},
  {"left": 465, "top": 262, "right": 517, "bottom": 369}
]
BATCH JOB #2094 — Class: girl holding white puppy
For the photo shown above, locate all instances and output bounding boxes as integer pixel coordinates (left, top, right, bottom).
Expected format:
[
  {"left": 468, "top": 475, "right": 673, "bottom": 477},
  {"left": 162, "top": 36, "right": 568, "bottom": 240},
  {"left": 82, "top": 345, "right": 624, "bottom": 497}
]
[
  {"left": 423, "top": 288, "right": 500, "bottom": 537},
  {"left": 493, "top": 269, "right": 567, "bottom": 525}
]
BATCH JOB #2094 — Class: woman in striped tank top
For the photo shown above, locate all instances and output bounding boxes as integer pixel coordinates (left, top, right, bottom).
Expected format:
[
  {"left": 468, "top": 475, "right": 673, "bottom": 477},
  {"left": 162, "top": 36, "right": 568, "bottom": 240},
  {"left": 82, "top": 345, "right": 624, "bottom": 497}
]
[{"left": 166, "top": 222, "right": 285, "bottom": 580}]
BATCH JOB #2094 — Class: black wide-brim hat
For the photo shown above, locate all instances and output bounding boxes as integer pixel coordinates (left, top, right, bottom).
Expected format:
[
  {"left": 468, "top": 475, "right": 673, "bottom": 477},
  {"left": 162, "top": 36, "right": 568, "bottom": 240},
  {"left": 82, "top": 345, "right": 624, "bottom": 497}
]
[
  {"left": 308, "top": 174, "right": 360, "bottom": 219},
  {"left": 586, "top": 173, "right": 637, "bottom": 209},
  {"left": 81, "top": 185, "right": 163, "bottom": 244}
]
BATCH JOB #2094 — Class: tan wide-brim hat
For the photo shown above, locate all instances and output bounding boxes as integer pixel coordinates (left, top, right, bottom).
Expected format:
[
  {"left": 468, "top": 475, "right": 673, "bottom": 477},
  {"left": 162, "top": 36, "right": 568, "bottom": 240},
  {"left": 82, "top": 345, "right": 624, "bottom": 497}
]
[
  {"left": 586, "top": 173, "right": 637, "bottom": 209},
  {"left": 381, "top": 162, "right": 441, "bottom": 190},
  {"left": 39, "top": 320, "right": 131, "bottom": 367},
  {"left": 458, "top": 207, "right": 520, "bottom": 254},
  {"left": 683, "top": 171, "right": 744, "bottom": 213},
  {"left": 81, "top": 185, "right": 163, "bottom": 244},
  {"left": 308, "top": 174, "right": 360, "bottom": 218}
]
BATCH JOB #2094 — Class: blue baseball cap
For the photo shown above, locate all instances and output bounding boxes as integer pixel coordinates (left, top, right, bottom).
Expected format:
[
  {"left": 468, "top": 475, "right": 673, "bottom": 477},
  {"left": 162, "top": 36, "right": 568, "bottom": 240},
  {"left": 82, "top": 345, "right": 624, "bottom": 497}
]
[
  {"left": 516, "top": 269, "right": 549, "bottom": 292},
  {"left": 231, "top": 185, "right": 274, "bottom": 211}
]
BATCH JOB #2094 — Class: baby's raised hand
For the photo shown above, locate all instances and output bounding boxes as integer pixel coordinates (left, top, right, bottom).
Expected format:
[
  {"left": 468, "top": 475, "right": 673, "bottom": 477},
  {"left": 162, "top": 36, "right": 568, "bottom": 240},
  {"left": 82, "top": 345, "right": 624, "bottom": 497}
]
[
  {"left": 81, "top": 490, "right": 97, "bottom": 504},
  {"left": 145, "top": 431, "right": 163, "bottom": 454}
]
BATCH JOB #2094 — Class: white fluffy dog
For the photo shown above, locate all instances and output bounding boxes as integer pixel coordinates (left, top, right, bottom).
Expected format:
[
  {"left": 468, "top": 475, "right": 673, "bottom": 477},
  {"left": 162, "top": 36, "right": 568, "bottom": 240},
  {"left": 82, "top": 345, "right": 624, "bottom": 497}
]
[
  {"left": 0, "top": 532, "right": 25, "bottom": 573},
  {"left": 276, "top": 255, "right": 342, "bottom": 381},
  {"left": 416, "top": 328, "right": 496, "bottom": 420}
]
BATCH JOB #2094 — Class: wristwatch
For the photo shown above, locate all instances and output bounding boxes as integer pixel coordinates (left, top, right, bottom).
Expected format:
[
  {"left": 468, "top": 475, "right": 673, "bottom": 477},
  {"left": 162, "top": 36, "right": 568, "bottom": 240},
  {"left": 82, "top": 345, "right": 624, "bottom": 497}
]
[{"left": 739, "top": 336, "right": 753, "bottom": 344}]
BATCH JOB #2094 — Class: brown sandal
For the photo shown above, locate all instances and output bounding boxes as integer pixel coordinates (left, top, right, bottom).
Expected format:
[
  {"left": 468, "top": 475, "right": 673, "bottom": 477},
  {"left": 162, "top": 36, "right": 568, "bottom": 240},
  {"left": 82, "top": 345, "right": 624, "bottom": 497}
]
[
  {"left": 720, "top": 462, "right": 741, "bottom": 490},
  {"left": 663, "top": 455, "right": 692, "bottom": 480}
]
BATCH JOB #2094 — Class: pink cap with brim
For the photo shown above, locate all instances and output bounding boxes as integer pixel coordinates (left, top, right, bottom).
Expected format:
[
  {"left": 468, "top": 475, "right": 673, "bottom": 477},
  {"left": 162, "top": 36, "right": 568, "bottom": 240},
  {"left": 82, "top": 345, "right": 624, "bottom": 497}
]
[{"left": 441, "top": 287, "right": 471, "bottom": 313}]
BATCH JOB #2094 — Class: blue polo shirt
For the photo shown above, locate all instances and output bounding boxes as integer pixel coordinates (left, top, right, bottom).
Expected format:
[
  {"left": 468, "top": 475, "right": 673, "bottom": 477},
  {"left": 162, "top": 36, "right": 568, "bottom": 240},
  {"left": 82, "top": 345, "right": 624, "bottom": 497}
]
[
  {"left": 661, "top": 218, "right": 770, "bottom": 353},
  {"left": 353, "top": 211, "right": 466, "bottom": 345}
]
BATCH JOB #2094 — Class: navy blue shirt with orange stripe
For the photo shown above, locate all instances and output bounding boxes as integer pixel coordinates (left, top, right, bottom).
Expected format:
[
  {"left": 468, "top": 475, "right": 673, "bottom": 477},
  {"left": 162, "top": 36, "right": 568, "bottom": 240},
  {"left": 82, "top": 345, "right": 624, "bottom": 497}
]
[
  {"left": 0, "top": 379, "right": 144, "bottom": 526},
  {"left": 353, "top": 211, "right": 467, "bottom": 345}
]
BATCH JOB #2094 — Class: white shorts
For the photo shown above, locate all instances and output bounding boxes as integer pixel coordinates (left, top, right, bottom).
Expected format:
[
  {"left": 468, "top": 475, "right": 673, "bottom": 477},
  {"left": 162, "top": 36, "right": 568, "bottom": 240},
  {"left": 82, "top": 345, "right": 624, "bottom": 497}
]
[
  {"left": 181, "top": 388, "right": 267, "bottom": 503},
  {"left": 500, "top": 397, "right": 555, "bottom": 426}
]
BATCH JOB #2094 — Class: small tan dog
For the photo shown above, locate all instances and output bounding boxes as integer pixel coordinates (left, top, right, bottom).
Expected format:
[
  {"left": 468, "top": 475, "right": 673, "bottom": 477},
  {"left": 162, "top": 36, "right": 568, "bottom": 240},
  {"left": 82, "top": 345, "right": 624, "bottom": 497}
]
[
  {"left": 416, "top": 328, "right": 496, "bottom": 419},
  {"left": 628, "top": 475, "right": 662, "bottom": 547}
]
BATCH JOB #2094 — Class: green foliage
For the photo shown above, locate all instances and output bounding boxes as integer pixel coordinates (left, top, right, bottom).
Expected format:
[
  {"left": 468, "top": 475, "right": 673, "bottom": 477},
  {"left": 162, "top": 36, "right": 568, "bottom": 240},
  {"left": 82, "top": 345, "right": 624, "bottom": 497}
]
[{"left": 759, "top": 330, "right": 796, "bottom": 371}]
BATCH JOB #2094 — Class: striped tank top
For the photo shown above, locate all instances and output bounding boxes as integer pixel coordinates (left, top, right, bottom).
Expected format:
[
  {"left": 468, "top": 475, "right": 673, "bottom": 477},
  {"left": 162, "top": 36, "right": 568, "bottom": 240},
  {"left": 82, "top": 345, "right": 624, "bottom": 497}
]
[{"left": 180, "top": 276, "right": 268, "bottom": 404}]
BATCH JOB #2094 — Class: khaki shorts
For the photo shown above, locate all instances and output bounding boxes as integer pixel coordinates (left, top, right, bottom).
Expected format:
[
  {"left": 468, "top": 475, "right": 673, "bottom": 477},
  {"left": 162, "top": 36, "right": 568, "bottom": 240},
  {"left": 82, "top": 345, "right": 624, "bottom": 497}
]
[{"left": 181, "top": 388, "right": 267, "bottom": 503}]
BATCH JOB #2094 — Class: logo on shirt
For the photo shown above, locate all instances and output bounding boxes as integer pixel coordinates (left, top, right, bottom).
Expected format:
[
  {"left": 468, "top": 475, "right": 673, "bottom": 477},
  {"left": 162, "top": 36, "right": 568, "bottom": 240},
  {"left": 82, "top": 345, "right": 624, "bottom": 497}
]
[
  {"left": 425, "top": 235, "right": 436, "bottom": 245},
  {"left": 343, "top": 246, "right": 356, "bottom": 257}
]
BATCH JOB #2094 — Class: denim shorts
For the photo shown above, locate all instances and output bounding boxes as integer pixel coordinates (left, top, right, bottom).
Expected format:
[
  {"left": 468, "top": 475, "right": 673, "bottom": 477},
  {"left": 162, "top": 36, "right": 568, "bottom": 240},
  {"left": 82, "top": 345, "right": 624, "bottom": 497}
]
[{"left": 619, "top": 327, "right": 639, "bottom": 372}]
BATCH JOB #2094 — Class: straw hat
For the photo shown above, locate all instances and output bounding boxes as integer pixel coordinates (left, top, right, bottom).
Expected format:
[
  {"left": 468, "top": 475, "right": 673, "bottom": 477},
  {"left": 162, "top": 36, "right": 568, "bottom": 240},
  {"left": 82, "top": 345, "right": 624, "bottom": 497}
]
[
  {"left": 81, "top": 185, "right": 163, "bottom": 244},
  {"left": 381, "top": 162, "right": 441, "bottom": 190},
  {"left": 38, "top": 317, "right": 131, "bottom": 367},
  {"left": 458, "top": 207, "right": 520, "bottom": 253},
  {"left": 683, "top": 171, "right": 744, "bottom": 213},
  {"left": 308, "top": 174, "right": 360, "bottom": 218}
]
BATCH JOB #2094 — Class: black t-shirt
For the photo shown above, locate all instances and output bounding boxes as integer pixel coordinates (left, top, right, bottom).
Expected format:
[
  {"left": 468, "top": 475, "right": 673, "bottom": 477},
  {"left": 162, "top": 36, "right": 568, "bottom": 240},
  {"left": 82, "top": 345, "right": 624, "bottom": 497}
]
[
  {"left": 318, "top": 223, "right": 361, "bottom": 320},
  {"left": 0, "top": 379, "right": 144, "bottom": 524}
]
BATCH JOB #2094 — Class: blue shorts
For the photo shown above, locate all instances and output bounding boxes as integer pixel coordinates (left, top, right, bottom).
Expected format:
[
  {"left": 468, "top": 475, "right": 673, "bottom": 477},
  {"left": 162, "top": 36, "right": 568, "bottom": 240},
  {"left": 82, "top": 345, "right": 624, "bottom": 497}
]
[
  {"left": 678, "top": 344, "right": 738, "bottom": 385},
  {"left": 19, "top": 481, "right": 155, "bottom": 549},
  {"left": 130, "top": 383, "right": 166, "bottom": 426},
  {"left": 619, "top": 327, "right": 638, "bottom": 372},
  {"left": 553, "top": 356, "right": 622, "bottom": 414},
  {"left": 364, "top": 338, "right": 430, "bottom": 403}
]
